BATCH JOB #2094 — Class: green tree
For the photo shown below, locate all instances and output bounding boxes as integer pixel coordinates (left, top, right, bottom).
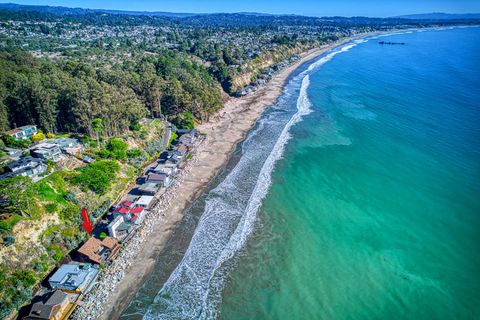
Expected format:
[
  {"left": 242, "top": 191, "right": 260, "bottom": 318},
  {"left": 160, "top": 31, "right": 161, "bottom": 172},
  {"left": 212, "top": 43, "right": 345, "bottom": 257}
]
[
  {"left": 0, "top": 177, "right": 35, "bottom": 217},
  {"left": 106, "top": 138, "right": 128, "bottom": 160},
  {"left": 91, "top": 118, "right": 104, "bottom": 147},
  {"left": 73, "top": 160, "right": 120, "bottom": 195}
]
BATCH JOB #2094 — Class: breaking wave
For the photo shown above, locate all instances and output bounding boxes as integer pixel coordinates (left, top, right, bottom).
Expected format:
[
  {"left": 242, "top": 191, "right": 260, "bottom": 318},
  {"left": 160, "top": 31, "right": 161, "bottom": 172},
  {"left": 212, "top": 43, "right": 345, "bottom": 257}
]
[{"left": 143, "top": 41, "right": 362, "bottom": 320}]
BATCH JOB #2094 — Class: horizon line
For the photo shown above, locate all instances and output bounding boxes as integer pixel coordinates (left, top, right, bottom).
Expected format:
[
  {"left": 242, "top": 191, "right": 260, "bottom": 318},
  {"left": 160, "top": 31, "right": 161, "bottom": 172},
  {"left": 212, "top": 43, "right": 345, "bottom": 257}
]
[{"left": 1, "top": 2, "right": 480, "bottom": 19}]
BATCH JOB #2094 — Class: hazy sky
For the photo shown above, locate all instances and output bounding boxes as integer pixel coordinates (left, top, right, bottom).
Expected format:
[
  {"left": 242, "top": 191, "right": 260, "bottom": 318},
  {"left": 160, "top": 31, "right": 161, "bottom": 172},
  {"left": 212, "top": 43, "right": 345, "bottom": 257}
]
[{"left": 4, "top": 0, "right": 480, "bottom": 17}]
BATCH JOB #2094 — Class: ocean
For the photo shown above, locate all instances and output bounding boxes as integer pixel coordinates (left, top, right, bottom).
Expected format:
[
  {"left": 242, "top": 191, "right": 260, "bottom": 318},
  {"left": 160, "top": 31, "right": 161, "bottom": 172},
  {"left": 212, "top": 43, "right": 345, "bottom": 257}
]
[{"left": 120, "top": 27, "right": 480, "bottom": 320}]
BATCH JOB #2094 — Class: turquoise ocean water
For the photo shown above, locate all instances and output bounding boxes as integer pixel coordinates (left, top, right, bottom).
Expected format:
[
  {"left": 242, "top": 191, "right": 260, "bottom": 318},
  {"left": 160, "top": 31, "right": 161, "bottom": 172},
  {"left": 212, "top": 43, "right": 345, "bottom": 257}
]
[{"left": 122, "top": 27, "right": 480, "bottom": 320}]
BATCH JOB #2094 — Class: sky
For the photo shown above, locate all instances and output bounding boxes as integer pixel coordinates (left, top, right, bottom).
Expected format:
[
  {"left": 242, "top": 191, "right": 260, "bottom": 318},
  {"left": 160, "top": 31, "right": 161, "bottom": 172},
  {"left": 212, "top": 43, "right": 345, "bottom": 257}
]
[{"left": 3, "top": 0, "right": 480, "bottom": 17}]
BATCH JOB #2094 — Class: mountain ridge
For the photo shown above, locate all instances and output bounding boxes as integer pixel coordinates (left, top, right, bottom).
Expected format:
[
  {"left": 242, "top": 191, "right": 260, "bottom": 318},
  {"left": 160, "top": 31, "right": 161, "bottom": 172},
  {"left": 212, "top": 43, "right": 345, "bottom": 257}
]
[{"left": 1, "top": 3, "right": 479, "bottom": 20}]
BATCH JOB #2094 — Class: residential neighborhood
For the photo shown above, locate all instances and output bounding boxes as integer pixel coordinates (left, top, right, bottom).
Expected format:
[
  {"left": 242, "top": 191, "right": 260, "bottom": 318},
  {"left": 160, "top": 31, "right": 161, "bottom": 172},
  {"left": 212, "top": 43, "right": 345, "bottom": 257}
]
[{"left": 0, "top": 121, "right": 201, "bottom": 320}]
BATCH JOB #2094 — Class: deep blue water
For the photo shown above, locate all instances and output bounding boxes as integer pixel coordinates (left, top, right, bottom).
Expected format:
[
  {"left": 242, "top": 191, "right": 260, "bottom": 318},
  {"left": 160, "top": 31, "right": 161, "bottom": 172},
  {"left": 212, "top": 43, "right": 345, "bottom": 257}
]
[{"left": 122, "top": 27, "right": 480, "bottom": 320}]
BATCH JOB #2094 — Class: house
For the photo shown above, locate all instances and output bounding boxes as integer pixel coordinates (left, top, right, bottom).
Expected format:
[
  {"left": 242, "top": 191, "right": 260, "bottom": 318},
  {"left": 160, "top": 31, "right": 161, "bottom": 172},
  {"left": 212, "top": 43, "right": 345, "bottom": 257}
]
[
  {"left": 31, "top": 143, "right": 62, "bottom": 162},
  {"left": 135, "top": 195, "right": 155, "bottom": 209},
  {"left": 118, "top": 200, "right": 134, "bottom": 209},
  {"left": 107, "top": 209, "right": 145, "bottom": 240},
  {"left": 163, "top": 162, "right": 179, "bottom": 173},
  {"left": 4, "top": 125, "right": 37, "bottom": 140},
  {"left": 116, "top": 205, "right": 146, "bottom": 222},
  {"left": 151, "top": 163, "right": 176, "bottom": 177},
  {"left": 113, "top": 222, "right": 135, "bottom": 240},
  {"left": 48, "top": 263, "right": 99, "bottom": 293},
  {"left": 128, "top": 206, "right": 146, "bottom": 225},
  {"left": 76, "top": 236, "right": 120, "bottom": 264},
  {"left": 0, "top": 156, "right": 47, "bottom": 181},
  {"left": 177, "top": 128, "right": 199, "bottom": 137},
  {"left": 83, "top": 156, "right": 95, "bottom": 164},
  {"left": 146, "top": 173, "right": 172, "bottom": 187},
  {"left": 3, "top": 147, "right": 22, "bottom": 157},
  {"left": 138, "top": 183, "right": 160, "bottom": 196},
  {"left": 177, "top": 129, "right": 199, "bottom": 146},
  {"left": 173, "top": 144, "right": 188, "bottom": 158},
  {"left": 159, "top": 151, "right": 181, "bottom": 166},
  {"left": 107, "top": 215, "right": 124, "bottom": 238},
  {"left": 47, "top": 138, "right": 82, "bottom": 155},
  {"left": 25, "top": 290, "right": 76, "bottom": 320}
]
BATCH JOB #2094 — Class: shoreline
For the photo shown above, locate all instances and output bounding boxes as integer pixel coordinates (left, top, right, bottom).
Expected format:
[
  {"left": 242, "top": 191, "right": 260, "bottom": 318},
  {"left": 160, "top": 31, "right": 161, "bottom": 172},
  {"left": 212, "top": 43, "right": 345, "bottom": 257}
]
[{"left": 73, "top": 34, "right": 364, "bottom": 320}]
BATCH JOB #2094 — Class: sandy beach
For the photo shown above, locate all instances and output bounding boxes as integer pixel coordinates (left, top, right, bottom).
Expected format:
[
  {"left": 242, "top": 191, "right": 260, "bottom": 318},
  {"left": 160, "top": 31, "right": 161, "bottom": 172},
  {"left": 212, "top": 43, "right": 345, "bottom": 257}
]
[{"left": 73, "top": 35, "right": 360, "bottom": 320}]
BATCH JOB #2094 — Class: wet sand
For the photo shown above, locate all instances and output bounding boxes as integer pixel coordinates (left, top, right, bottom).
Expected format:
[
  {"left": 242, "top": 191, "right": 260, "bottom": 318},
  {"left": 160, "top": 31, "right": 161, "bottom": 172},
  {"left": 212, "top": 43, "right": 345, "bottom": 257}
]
[{"left": 94, "top": 36, "right": 360, "bottom": 320}]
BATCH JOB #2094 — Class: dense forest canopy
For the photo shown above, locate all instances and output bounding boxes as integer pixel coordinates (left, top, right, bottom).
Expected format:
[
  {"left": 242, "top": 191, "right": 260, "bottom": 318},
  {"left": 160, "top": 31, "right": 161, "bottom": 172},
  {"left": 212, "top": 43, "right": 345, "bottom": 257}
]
[
  {"left": 0, "top": 5, "right": 478, "bottom": 135},
  {"left": 0, "top": 49, "right": 222, "bottom": 134}
]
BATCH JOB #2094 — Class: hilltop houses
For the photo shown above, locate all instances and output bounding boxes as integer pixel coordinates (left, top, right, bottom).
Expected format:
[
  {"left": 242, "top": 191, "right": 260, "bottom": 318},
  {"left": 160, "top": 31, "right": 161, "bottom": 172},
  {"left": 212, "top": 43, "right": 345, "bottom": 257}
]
[
  {"left": 47, "top": 138, "right": 83, "bottom": 156},
  {"left": 0, "top": 137, "right": 86, "bottom": 181},
  {"left": 0, "top": 156, "right": 47, "bottom": 181},
  {"left": 30, "top": 143, "right": 63, "bottom": 162},
  {"left": 5, "top": 125, "right": 37, "bottom": 140}
]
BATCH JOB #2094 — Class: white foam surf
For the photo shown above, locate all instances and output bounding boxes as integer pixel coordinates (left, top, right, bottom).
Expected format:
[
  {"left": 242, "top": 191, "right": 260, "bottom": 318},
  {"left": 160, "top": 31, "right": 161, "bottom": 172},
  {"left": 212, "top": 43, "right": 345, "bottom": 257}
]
[
  {"left": 300, "top": 39, "right": 367, "bottom": 77},
  {"left": 142, "top": 40, "right": 361, "bottom": 320}
]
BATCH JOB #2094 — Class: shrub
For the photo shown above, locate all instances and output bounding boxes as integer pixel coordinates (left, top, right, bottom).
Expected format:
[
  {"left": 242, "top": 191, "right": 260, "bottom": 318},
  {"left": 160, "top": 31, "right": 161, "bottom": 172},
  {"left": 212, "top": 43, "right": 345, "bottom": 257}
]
[
  {"left": 1, "top": 134, "right": 31, "bottom": 149},
  {"left": 107, "top": 138, "right": 128, "bottom": 160},
  {"left": 172, "top": 112, "right": 195, "bottom": 130},
  {"left": 46, "top": 133, "right": 55, "bottom": 139},
  {"left": 47, "top": 243, "right": 64, "bottom": 262},
  {"left": 130, "top": 121, "right": 142, "bottom": 131},
  {"left": 107, "top": 138, "right": 128, "bottom": 152},
  {"left": 0, "top": 215, "right": 22, "bottom": 234},
  {"left": 99, "top": 232, "right": 107, "bottom": 240},
  {"left": 90, "top": 201, "right": 110, "bottom": 218},
  {"left": 3, "top": 234, "right": 15, "bottom": 246},
  {"left": 111, "top": 149, "right": 126, "bottom": 160},
  {"left": 126, "top": 148, "right": 143, "bottom": 158},
  {"left": 97, "top": 148, "right": 111, "bottom": 159},
  {"left": 58, "top": 202, "right": 80, "bottom": 224},
  {"left": 64, "top": 191, "right": 77, "bottom": 203},
  {"left": 168, "top": 131, "right": 178, "bottom": 149},
  {"left": 13, "top": 269, "right": 37, "bottom": 287},
  {"left": 31, "top": 130, "right": 46, "bottom": 143},
  {"left": 72, "top": 160, "right": 120, "bottom": 195}
]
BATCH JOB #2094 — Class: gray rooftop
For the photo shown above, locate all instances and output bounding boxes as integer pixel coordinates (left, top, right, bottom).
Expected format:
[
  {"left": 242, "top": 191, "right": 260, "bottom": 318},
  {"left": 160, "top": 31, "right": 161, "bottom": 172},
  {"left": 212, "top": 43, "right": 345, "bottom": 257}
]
[{"left": 48, "top": 263, "right": 98, "bottom": 290}]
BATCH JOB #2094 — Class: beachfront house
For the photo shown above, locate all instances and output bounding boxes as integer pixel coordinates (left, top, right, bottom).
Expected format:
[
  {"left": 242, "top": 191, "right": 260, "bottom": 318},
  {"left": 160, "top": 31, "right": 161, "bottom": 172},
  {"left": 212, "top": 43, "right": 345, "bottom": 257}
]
[
  {"left": 25, "top": 290, "right": 77, "bottom": 320},
  {"left": 135, "top": 195, "right": 155, "bottom": 210},
  {"left": 173, "top": 144, "right": 188, "bottom": 158},
  {"left": 4, "top": 125, "right": 37, "bottom": 140},
  {"left": 112, "top": 202, "right": 147, "bottom": 225},
  {"left": 177, "top": 129, "right": 199, "bottom": 146},
  {"left": 76, "top": 236, "right": 120, "bottom": 265},
  {"left": 48, "top": 263, "right": 99, "bottom": 294},
  {"left": 0, "top": 156, "right": 48, "bottom": 181},
  {"left": 151, "top": 163, "right": 177, "bottom": 177},
  {"left": 138, "top": 182, "right": 160, "bottom": 196},
  {"left": 146, "top": 173, "right": 172, "bottom": 188},
  {"left": 31, "top": 143, "right": 62, "bottom": 162},
  {"left": 128, "top": 206, "right": 146, "bottom": 225},
  {"left": 107, "top": 215, "right": 124, "bottom": 239}
]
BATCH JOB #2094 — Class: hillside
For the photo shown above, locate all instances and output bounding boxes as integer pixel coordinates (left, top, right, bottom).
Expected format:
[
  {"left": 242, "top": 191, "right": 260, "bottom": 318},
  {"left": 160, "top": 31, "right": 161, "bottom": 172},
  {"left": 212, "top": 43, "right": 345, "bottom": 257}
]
[{"left": 0, "top": 119, "right": 170, "bottom": 318}]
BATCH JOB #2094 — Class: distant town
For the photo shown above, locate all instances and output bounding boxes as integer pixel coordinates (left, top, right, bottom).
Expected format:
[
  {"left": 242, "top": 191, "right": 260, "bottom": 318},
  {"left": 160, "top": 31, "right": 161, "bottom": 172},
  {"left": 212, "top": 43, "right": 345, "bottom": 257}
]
[{"left": 0, "top": 3, "right": 479, "bottom": 320}]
